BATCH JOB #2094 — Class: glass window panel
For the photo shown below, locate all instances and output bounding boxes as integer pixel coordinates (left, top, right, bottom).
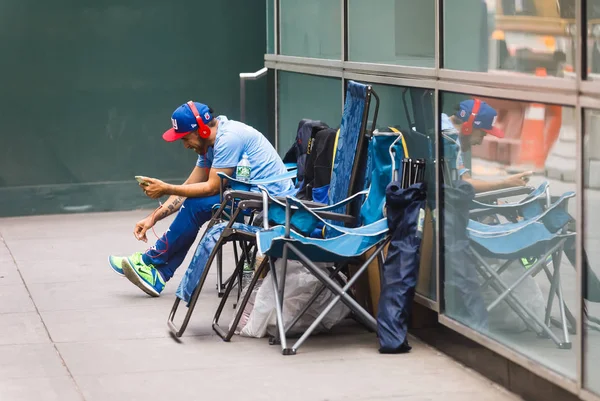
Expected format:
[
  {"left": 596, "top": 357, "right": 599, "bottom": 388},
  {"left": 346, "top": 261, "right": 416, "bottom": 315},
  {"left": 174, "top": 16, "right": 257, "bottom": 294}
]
[
  {"left": 444, "top": 0, "right": 576, "bottom": 79},
  {"left": 367, "top": 83, "right": 437, "bottom": 301},
  {"left": 348, "top": 0, "right": 435, "bottom": 67},
  {"left": 277, "top": 72, "right": 342, "bottom": 157},
  {"left": 584, "top": 109, "right": 600, "bottom": 394},
  {"left": 441, "top": 92, "right": 577, "bottom": 378},
  {"left": 280, "top": 0, "right": 341, "bottom": 59}
]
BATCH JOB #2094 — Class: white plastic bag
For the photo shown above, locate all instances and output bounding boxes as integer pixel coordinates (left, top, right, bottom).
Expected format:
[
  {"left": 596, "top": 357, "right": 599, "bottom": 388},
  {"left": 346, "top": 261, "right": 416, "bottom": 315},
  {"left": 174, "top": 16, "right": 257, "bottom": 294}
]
[
  {"left": 229, "top": 278, "right": 263, "bottom": 335},
  {"left": 481, "top": 258, "right": 546, "bottom": 333},
  {"left": 239, "top": 259, "right": 350, "bottom": 338}
]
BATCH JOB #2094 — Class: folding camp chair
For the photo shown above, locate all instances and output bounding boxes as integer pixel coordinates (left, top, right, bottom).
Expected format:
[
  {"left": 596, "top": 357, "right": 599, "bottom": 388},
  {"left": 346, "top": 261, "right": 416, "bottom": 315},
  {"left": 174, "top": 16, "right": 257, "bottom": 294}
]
[
  {"left": 255, "top": 131, "right": 419, "bottom": 355},
  {"left": 167, "top": 80, "right": 380, "bottom": 338},
  {"left": 443, "top": 178, "right": 576, "bottom": 349}
]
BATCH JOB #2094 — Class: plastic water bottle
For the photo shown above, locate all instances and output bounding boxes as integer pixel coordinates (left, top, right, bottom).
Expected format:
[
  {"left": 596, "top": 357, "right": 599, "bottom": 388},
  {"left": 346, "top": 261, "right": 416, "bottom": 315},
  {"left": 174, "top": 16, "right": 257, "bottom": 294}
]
[
  {"left": 242, "top": 260, "right": 253, "bottom": 289},
  {"left": 236, "top": 153, "right": 251, "bottom": 183}
]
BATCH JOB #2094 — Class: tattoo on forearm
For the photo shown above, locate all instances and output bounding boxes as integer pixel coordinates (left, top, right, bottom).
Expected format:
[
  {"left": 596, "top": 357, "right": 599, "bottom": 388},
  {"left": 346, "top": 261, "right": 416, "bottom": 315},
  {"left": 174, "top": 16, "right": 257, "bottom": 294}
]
[{"left": 161, "top": 197, "right": 184, "bottom": 220}]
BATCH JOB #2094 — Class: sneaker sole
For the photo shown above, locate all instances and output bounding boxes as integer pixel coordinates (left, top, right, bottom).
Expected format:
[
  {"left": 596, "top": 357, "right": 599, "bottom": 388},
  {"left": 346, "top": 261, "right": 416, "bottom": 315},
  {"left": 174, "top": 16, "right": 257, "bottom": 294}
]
[
  {"left": 108, "top": 256, "right": 125, "bottom": 277},
  {"left": 121, "top": 258, "right": 160, "bottom": 297}
]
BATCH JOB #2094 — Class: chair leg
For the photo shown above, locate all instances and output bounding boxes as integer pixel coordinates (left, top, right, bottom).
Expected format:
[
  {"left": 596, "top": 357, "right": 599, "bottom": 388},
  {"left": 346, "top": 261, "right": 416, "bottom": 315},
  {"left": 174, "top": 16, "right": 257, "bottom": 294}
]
[
  {"left": 216, "top": 247, "right": 225, "bottom": 297},
  {"left": 269, "top": 256, "right": 290, "bottom": 354},
  {"left": 167, "top": 233, "right": 234, "bottom": 337},
  {"left": 287, "top": 242, "right": 384, "bottom": 353},
  {"left": 213, "top": 255, "right": 268, "bottom": 341}
]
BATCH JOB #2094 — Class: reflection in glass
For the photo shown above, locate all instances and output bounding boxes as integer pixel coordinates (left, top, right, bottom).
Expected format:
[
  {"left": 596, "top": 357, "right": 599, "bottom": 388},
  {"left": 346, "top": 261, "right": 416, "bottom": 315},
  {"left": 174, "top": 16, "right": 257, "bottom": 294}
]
[
  {"left": 277, "top": 72, "right": 342, "bottom": 157},
  {"left": 366, "top": 84, "right": 437, "bottom": 300},
  {"left": 444, "top": 0, "right": 576, "bottom": 78},
  {"left": 348, "top": 0, "right": 435, "bottom": 67},
  {"left": 584, "top": 110, "right": 600, "bottom": 394},
  {"left": 441, "top": 92, "right": 578, "bottom": 378},
  {"left": 280, "top": 0, "right": 341, "bottom": 59}
]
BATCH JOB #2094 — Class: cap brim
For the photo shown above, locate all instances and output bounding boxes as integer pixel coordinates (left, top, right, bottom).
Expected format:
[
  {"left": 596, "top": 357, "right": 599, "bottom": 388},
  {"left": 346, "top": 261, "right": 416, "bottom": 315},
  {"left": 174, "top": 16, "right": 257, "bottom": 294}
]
[
  {"left": 483, "top": 126, "right": 504, "bottom": 139},
  {"left": 162, "top": 128, "right": 191, "bottom": 142}
]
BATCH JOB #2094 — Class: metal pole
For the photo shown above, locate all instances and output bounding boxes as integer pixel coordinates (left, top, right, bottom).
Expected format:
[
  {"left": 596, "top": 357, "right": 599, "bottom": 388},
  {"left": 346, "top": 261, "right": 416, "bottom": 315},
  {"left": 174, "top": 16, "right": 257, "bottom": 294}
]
[{"left": 240, "top": 78, "right": 246, "bottom": 123}]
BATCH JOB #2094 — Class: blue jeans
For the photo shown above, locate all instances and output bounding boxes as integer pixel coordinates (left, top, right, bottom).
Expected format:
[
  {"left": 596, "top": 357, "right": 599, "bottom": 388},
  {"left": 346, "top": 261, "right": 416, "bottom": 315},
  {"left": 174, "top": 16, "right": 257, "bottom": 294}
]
[{"left": 141, "top": 195, "right": 221, "bottom": 281}]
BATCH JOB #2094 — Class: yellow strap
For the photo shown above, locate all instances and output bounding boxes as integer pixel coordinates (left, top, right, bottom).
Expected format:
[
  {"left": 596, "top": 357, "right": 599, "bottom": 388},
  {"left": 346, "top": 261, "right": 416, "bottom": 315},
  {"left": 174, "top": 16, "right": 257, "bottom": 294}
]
[
  {"left": 331, "top": 128, "right": 341, "bottom": 176},
  {"left": 325, "top": 129, "right": 341, "bottom": 207},
  {"left": 388, "top": 127, "right": 410, "bottom": 158}
]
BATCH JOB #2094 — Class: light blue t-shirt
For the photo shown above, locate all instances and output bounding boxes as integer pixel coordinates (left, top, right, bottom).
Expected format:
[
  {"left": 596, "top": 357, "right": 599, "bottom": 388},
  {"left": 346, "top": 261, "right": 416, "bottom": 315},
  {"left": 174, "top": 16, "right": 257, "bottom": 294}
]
[
  {"left": 196, "top": 116, "right": 295, "bottom": 196},
  {"left": 441, "top": 113, "right": 469, "bottom": 178}
]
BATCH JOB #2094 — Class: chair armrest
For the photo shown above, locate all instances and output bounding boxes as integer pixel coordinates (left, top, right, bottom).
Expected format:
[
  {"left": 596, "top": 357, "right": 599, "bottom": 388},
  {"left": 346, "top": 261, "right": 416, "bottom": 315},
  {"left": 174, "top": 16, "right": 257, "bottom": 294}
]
[
  {"left": 217, "top": 170, "right": 297, "bottom": 187},
  {"left": 284, "top": 195, "right": 387, "bottom": 236},
  {"left": 256, "top": 185, "right": 356, "bottom": 225},
  {"left": 224, "top": 189, "right": 331, "bottom": 210},
  {"left": 474, "top": 186, "right": 534, "bottom": 204}
]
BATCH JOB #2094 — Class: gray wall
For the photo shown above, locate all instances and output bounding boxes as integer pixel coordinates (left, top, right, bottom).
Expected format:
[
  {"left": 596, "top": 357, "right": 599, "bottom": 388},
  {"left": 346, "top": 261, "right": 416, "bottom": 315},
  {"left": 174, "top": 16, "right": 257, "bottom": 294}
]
[{"left": 0, "top": 0, "right": 268, "bottom": 217}]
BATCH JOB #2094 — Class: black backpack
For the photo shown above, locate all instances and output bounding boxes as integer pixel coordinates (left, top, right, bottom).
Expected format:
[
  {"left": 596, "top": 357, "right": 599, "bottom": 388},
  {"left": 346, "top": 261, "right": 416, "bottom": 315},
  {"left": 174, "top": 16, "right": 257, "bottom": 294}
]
[
  {"left": 296, "top": 127, "right": 338, "bottom": 202},
  {"left": 282, "top": 119, "right": 329, "bottom": 187}
]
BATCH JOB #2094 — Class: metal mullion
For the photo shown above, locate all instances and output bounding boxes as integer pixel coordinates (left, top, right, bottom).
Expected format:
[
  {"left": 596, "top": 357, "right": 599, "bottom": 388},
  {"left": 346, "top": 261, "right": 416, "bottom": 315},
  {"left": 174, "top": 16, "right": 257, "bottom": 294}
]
[
  {"left": 581, "top": 96, "right": 600, "bottom": 109},
  {"left": 343, "top": 61, "right": 436, "bottom": 78},
  {"left": 577, "top": 95, "right": 585, "bottom": 392},
  {"left": 274, "top": 0, "right": 279, "bottom": 55},
  {"left": 434, "top": 86, "right": 442, "bottom": 311},
  {"left": 438, "top": 315, "right": 579, "bottom": 394},
  {"left": 274, "top": 54, "right": 344, "bottom": 68},
  {"left": 275, "top": 67, "right": 279, "bottom": 152},
  {"left": 438, "top": 69, "right": 577, "bottom": 93},
  {"left": 343, "top": 72, "right": 436, "bottom": 90},
  {"left": 576, "top": 0, "right": 585, "bottom": 392},
  {"left": 341, "top": 0, "right": 347, "bottom": 62},
  {"left": 274, "top": 62, "right": 343, "bottom": 78},
  {"left": 437, "top": 81, "right": 578, "bottom": 106},
  {"left": 581, "top": 80, "right": 600, "bottom": 96},
  {"left": 276, "top": 0, "right": 281, "bottom": 55},
  {"left": 436, "top": 0, "right": 442, "bottom": 71}
]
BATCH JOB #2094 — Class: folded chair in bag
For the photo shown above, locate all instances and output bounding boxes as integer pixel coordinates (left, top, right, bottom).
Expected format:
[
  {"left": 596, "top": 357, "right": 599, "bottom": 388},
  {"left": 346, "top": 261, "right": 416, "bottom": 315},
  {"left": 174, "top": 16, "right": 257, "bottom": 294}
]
[
  {"left": 255, "top": 131, "right": 401, "bottom": 355},
  {"left": 463, "top": 185, "right": 576, "bottom": 349},
  {"left": 167, "top": 81, "right": 379, "bottom": 338},
  {"left": 376, "top": 152, "right": 428, "bottom": 353}
]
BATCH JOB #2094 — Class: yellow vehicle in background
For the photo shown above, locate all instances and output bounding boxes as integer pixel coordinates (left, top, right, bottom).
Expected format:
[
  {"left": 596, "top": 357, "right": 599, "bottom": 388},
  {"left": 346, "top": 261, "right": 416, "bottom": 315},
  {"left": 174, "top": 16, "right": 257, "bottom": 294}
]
[{"left": 490, "top": 0, "right": 575, "bottom": 77}]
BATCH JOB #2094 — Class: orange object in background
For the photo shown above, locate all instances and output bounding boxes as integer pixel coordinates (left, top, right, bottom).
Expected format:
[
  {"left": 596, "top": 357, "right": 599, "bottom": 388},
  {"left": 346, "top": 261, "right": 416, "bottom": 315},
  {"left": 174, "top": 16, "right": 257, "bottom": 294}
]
[
  {"left": 519, "top": 102, "right": 547, "bottom": 168},
  {"left": 544, "top": 104, "right": 562, "bottom": 157},
  {"left": 474, "top": 68, "right": 562, "bottom": 169},
  {"left": 518, "top": 68, "right": 563, "bottom": 168}
]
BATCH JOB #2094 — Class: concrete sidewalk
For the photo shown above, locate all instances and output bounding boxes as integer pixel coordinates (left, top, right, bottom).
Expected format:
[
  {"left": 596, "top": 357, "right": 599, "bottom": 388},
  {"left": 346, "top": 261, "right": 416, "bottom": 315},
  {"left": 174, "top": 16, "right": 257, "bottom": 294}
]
[{"left": 0, "top": 210, "right": 521, "bottom": 401}]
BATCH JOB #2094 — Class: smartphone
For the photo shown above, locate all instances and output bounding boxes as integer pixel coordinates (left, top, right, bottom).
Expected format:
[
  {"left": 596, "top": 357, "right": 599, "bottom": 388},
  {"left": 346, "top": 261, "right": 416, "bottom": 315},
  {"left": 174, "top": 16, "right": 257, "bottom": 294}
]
[{"left": 135, "top": 176, "right": 149, "bottom": 186}]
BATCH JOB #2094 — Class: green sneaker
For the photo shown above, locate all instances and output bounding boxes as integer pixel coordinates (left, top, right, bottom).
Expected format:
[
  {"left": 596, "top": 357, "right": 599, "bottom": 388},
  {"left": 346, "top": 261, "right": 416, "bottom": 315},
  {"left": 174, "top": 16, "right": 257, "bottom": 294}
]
[
  {"left": 121, "top": 252, "right": 165, "bottom": 297},
  {"left": 108, "top": 255, "right": 125, "bottom": 277}
]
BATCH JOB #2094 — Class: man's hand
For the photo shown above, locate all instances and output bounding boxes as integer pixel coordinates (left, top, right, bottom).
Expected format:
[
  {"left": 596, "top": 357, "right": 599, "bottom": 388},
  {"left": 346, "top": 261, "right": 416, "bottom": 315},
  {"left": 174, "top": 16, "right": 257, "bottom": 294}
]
[
  {"left": 138, "top": 176, "right": 171, "bottom": 199},
  {"left": 133, "top": 216, "right": 155, "bottom": 242},
  {"left": 503, "top": 171, "right": 533, "bottom": 188}
]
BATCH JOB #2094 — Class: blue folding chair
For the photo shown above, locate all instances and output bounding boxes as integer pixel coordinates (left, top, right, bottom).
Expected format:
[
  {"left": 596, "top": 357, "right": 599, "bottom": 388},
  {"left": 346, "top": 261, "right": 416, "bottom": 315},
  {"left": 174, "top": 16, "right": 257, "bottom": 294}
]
[
  {"left": 255, "top": 131, "right": 416, "bottom": 355},
  {"left": 167, "top": 80, "right": 379, "bottom": 339}
]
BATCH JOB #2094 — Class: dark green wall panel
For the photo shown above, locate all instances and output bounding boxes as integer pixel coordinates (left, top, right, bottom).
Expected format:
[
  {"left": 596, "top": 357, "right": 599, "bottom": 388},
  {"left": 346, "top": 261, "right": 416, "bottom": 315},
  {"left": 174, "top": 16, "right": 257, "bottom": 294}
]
[{"left": 0, "top": 0, "right": 268, "bottom": 217}]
